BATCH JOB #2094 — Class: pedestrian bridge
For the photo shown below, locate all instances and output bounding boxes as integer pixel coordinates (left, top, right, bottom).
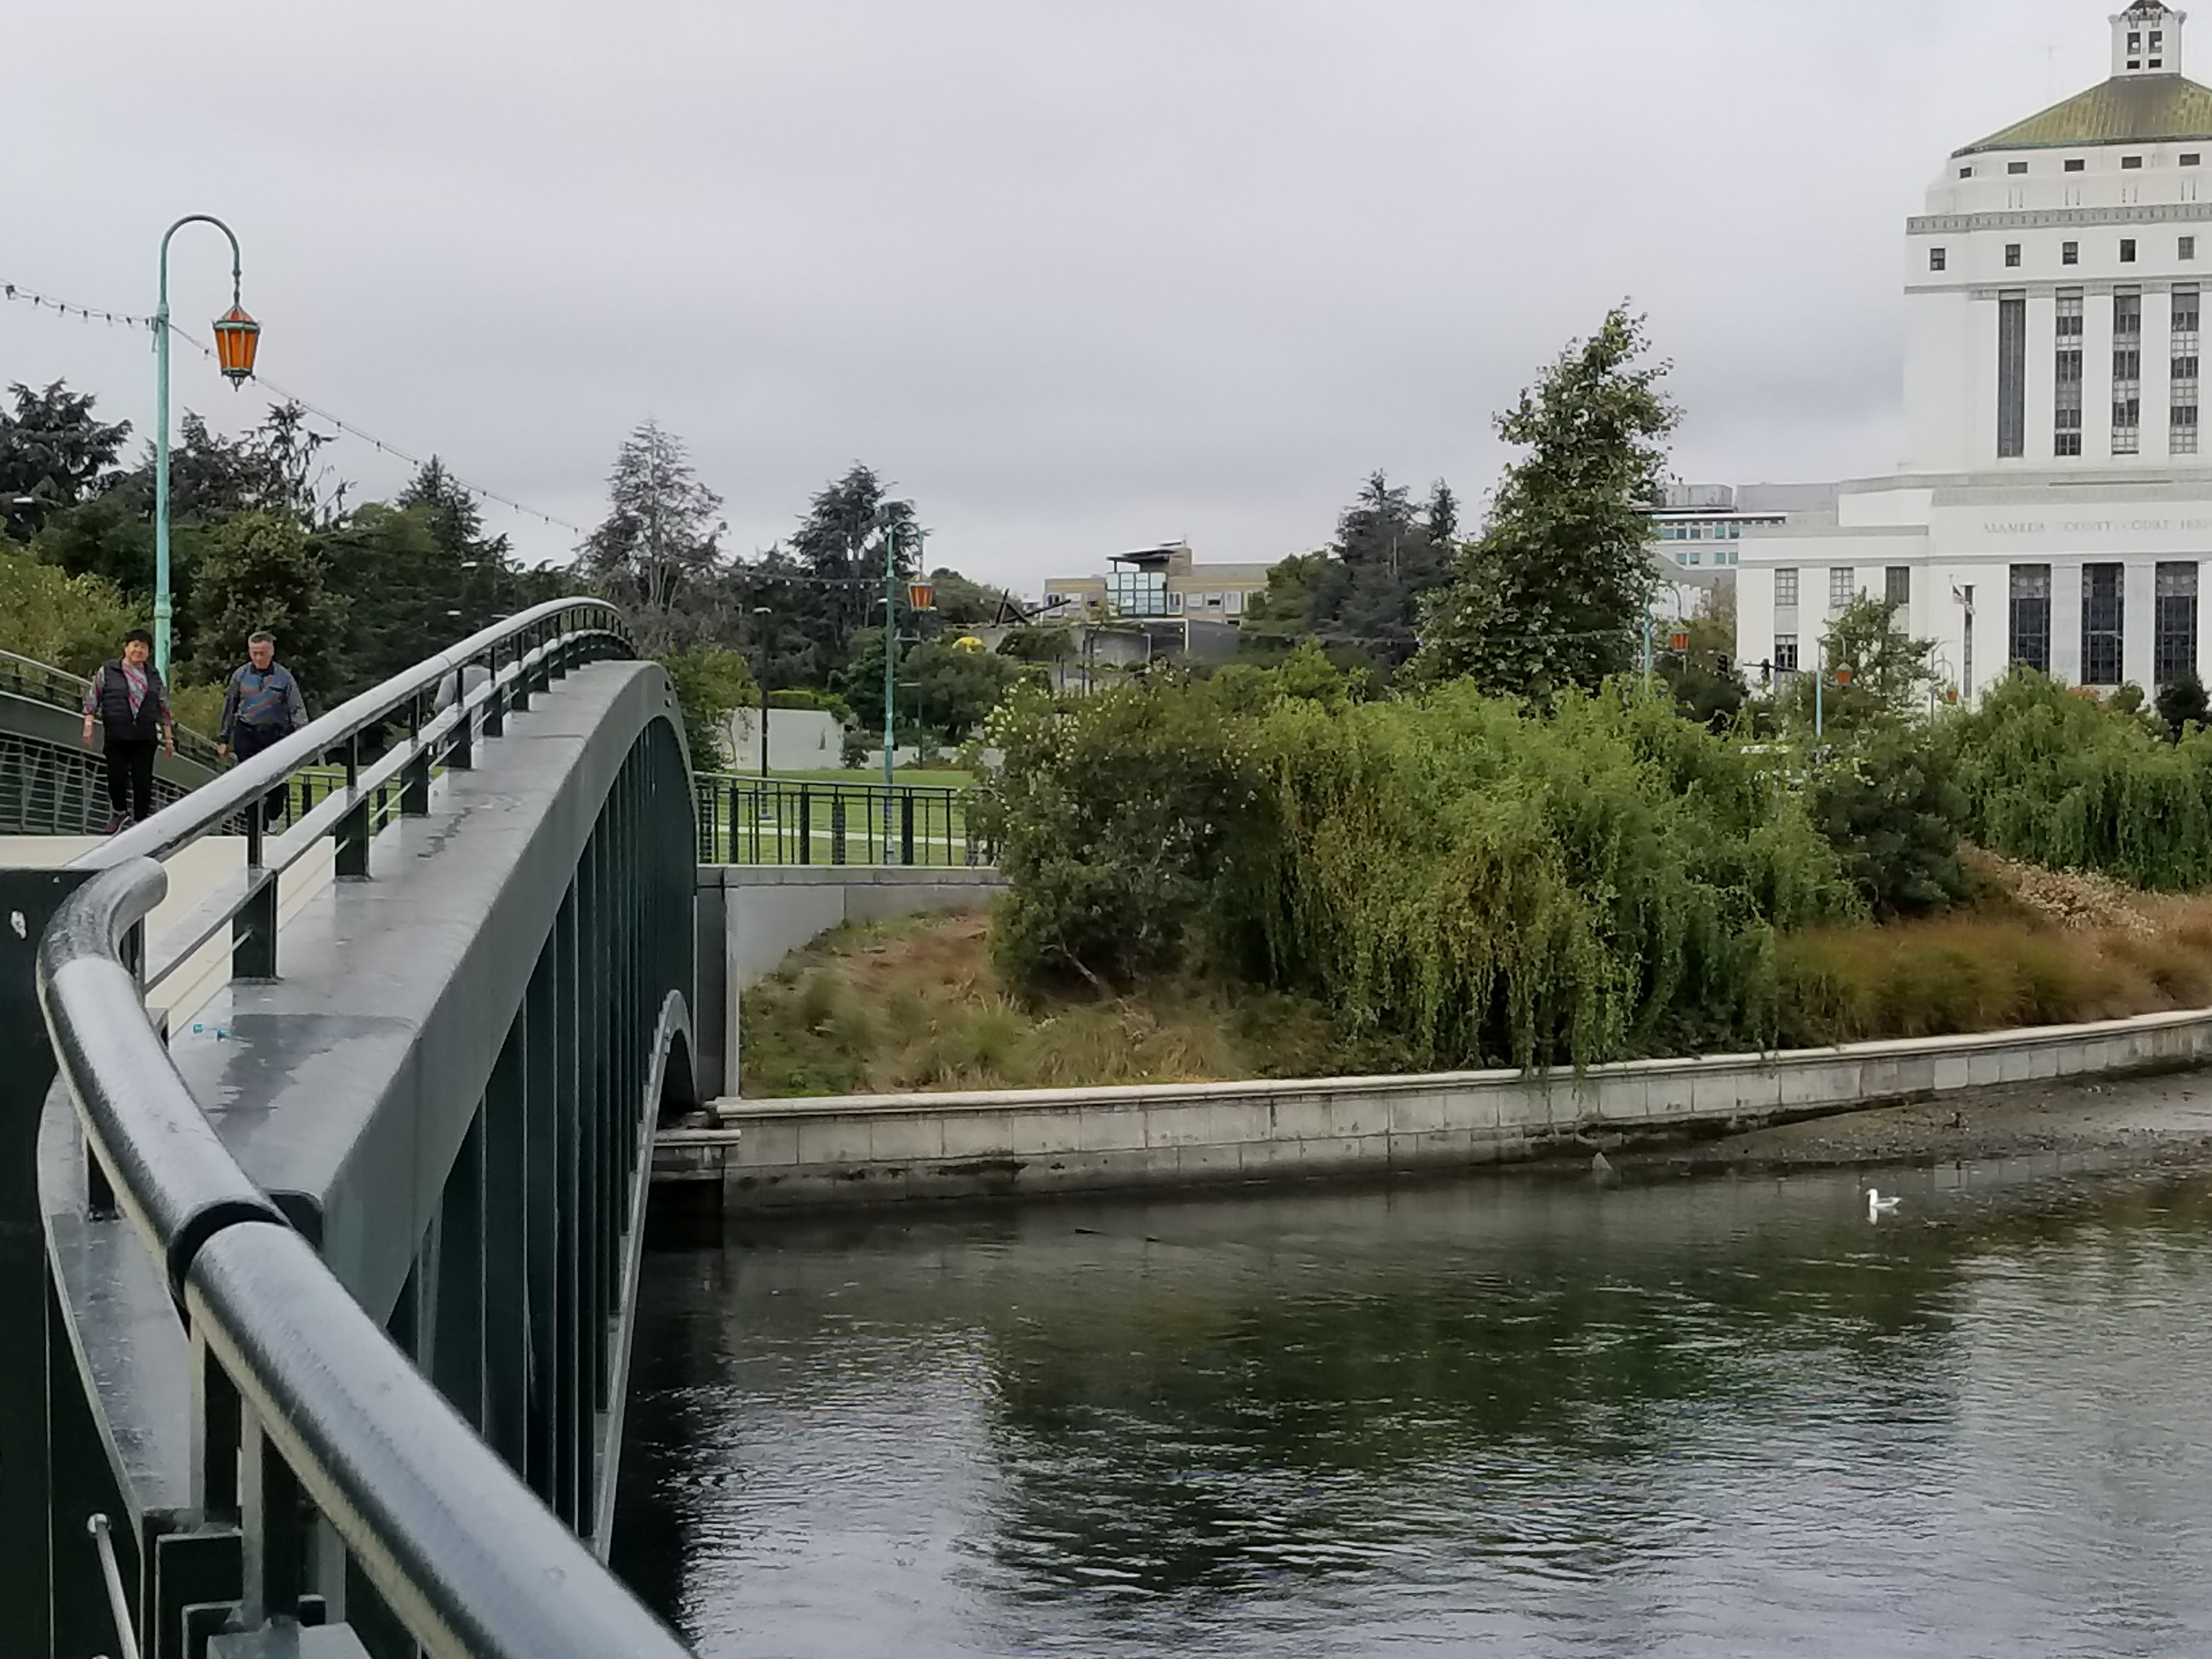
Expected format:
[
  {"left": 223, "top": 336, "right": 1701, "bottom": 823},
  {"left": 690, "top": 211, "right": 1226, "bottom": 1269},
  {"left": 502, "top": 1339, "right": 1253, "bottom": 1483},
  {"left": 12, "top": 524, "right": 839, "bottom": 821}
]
[{"left": 2, "top": 603, "right": 699, "bottom": 1658}]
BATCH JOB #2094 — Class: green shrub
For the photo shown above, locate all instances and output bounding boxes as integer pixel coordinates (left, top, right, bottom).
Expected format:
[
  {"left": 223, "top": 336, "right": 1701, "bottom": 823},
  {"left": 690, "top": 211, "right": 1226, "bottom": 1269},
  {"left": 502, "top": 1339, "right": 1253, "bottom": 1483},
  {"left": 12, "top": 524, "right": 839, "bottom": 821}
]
[
  {"left": 988, "top": 675, "right": 1858, "bottom": 1069},
  {"left": 986, "top": 680, "right": 1268, "bottom": 991},
  {"left": 0, "top": 539, "right": 140, "bottom": 675},
  {"left": 1938, "top": 668, "right": 2212, "bottom": 889},
  {"left": 1807, "top": 730, "right": 1969, "bottom": 918}
]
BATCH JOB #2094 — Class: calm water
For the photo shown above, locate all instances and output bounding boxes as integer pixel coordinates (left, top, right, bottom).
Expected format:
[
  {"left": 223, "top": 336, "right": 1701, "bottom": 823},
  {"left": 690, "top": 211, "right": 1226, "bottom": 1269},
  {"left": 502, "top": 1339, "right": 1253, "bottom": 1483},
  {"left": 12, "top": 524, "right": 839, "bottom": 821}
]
[{"left": 612, "top": 1155, "right": 2212, "bottom": 1657}]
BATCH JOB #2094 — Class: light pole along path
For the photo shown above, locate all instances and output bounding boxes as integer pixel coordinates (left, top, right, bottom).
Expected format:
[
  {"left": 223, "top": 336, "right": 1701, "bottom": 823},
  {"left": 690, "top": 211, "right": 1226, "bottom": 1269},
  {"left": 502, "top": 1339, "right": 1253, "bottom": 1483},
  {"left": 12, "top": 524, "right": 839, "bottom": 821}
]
[{"left": 154, "top": 213, "right": 261, "bottom": 679}]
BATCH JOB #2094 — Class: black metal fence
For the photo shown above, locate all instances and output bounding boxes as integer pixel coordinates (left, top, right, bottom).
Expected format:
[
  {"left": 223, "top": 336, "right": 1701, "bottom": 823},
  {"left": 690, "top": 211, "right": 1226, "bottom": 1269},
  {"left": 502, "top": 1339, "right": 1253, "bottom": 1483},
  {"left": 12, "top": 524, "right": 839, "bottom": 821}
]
[{"left": 694, "top": 775, "right": 998, "bottom": 867}]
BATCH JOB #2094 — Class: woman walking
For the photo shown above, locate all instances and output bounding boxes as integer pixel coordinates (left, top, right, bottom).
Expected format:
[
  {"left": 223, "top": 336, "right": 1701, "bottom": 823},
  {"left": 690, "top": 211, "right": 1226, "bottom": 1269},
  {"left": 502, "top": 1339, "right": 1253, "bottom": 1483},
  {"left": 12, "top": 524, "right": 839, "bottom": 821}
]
[{"left": 79, "top": 628, "right": 177, "bottom": 833}]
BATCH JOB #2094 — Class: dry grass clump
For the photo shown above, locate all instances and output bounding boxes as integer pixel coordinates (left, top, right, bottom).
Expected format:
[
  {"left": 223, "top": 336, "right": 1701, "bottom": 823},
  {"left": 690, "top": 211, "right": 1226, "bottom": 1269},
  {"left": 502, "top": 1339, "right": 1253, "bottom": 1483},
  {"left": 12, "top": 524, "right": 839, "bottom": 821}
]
[
  {"left": 1776, "top": 860, "right": 2212, "bottom": 1046},
  {"left": 1963, "top": 847, "right": 2159, "bottom": 936},
  {"left": 740, "top": 912, "right": 1344, "bottom": 1098}
]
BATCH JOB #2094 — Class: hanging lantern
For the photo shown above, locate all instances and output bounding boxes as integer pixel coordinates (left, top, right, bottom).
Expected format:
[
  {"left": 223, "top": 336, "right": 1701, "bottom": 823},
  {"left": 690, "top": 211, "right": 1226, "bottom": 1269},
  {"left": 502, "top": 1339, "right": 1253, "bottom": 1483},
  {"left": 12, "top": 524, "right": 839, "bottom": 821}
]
[
  {"left": 212, "top": 304, "right": 261, "bottom": 383},
  {"left": 1669, "top": 631, "right": 1690, "bottom": 653},
  {"left": 907, "top": 580, "right": 935, "bottom": 611},
  {"left": 1835, "top": 664, "right": 1855, "bottom": 687}
]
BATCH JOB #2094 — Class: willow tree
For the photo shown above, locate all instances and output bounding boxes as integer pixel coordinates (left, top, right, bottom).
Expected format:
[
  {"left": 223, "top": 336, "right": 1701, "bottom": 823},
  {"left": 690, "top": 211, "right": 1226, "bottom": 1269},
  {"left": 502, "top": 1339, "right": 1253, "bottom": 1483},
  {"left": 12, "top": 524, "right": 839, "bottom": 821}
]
[{"left": 1410, "top": 307, "right": 1677, "bottom": 701}]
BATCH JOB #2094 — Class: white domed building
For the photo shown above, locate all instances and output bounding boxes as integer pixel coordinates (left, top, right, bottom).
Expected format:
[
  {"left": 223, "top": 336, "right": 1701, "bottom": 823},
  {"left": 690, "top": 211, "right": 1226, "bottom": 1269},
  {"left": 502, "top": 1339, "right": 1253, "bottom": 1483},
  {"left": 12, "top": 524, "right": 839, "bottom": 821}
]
[{"left": 1736, "top": 3, "right": 2212, "bottom": 698}]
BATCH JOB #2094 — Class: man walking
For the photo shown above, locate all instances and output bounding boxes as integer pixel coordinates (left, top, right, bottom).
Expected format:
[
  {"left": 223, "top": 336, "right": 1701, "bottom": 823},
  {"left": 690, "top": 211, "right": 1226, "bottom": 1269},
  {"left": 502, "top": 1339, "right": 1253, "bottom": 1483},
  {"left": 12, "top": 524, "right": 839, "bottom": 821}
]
[
  {"left": 80, "top": 627, "right": 177, "bottom": 833},
  {"left": 218, "top": 631, "right": 311, "bottom": 826}
]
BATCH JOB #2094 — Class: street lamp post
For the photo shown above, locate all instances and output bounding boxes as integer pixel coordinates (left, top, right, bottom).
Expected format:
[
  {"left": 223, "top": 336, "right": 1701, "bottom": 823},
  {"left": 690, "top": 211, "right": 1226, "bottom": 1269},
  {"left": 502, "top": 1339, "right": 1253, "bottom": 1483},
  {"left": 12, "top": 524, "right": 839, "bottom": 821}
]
[
  {"left": 154, "top": 214, "right": 259, "bottom": 680},
  {"left": 882, "top": 521, "right": 924, "bottom": 793},
  {"left": 752, "top": 605, "right": 774, "bottom": 780}
]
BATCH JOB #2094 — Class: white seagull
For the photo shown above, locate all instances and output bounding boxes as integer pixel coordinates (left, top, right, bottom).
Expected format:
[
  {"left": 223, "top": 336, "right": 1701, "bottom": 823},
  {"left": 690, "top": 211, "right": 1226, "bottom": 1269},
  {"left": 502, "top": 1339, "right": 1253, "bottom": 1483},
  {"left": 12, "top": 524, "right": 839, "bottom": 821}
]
[{"left": 1867, "top": 1188, "right": 1902, "bottom": 1220}]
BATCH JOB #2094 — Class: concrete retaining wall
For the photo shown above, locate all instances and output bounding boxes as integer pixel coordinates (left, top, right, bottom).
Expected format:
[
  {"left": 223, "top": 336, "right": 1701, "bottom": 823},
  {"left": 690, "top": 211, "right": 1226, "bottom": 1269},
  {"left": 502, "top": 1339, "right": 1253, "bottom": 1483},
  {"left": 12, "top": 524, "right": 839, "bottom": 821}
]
[
  {"left": 692, "top": 1005, "right": 2212, "bottom": 1211},
  {"left": 692, "top": 865, "right": 1007, "bottom": 1099}
]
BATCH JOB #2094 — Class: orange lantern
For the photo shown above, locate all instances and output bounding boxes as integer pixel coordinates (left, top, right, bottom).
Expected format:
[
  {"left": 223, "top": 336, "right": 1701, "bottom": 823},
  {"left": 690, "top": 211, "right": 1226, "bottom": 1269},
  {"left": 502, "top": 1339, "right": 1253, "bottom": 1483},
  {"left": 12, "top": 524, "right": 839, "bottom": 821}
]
[
  {"left": 1669, "top": 631, "right": 1690, "bottom": 653},
  {"left": 212, "top": 304, "right": 261, "bottom": 383},
  {"left": 1835, "top": 664, "right": 1855, "bottom": 687},
  {"left": 907, "top": 580, "right": 935, "bottom": 611}
]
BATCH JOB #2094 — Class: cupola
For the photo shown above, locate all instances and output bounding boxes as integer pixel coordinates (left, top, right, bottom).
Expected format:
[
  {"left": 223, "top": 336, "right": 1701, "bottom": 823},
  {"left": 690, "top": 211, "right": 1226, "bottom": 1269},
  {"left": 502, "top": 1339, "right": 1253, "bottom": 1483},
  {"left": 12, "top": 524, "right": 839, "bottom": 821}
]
[{"left": 2115, "top": 3, "right": 2187, "bottom": 76}]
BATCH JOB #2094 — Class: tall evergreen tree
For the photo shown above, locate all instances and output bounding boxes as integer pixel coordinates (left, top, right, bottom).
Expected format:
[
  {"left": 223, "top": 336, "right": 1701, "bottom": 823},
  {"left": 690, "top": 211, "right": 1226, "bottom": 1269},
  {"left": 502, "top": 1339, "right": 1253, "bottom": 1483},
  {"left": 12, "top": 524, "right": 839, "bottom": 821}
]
[
  {"left": 1410, "top": 307, "right": 1677, "bottom": 700},
  {"left": 0, "top": 381, "right": 130, "bottom": 538},
  {"left": 1243, "top": 473, "right": 1459, "bottom": 675},
  {"left": 785, "top": 462, "right": 917, "bottom": 676},
  {"left": 574, "top": 420, "right": 726, "bottom": 655}
]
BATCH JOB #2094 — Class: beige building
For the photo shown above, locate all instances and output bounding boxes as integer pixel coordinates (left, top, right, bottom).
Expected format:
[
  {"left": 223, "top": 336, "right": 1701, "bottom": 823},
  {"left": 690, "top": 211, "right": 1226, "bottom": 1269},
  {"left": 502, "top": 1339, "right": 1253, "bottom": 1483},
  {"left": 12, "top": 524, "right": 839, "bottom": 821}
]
[{"left": 1043, "top": 543, "right": 1273, "bottom": 623}]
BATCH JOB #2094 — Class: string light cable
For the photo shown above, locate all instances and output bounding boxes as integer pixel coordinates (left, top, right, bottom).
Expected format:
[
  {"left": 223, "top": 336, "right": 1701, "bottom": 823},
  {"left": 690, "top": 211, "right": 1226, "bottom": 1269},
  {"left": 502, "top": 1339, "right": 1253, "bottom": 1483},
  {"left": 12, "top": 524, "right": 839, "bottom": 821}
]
[{"left": 4, "top": 276, "right": 582, "bottom": 535}]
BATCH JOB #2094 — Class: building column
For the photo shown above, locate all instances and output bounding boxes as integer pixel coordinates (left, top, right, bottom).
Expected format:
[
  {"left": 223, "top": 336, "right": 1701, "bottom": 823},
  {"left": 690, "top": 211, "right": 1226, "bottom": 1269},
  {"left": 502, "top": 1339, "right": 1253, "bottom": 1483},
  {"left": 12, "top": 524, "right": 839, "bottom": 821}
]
[
  {"left": 2147, "top": 287, "right": 2176, "bottom": 460},
  {"left": 2085, "top": 287, "right": 2117, "bottom": 460},
  {"left": 1967, "top": 291, "right": 2001, "bottom": 462},
  {"left": 2027, "top": 290, "right": 2059, "bottom": 461},
  {"left": 2124, "top": 557, "right": 2158, "bottom": 688},
  {"left": 2052, "top": 557, "right": 2086, "bottom": 685}
]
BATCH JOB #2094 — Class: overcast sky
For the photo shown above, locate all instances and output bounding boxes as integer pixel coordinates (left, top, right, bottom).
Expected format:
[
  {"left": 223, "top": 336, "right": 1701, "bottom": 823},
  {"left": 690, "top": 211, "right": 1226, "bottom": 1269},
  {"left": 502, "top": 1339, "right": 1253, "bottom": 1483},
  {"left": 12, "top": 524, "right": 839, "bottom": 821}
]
[{"left": 0, "top": 1, "right": 2132, "bottom": 589}]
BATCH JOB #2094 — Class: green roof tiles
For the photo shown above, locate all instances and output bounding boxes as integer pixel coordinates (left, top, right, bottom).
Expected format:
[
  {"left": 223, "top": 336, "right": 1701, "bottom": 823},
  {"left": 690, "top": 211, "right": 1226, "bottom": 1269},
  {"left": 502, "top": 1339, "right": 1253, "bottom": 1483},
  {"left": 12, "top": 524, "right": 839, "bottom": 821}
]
[{"left": 1958, "top": 74, "right": 2212, "bottom": 155}]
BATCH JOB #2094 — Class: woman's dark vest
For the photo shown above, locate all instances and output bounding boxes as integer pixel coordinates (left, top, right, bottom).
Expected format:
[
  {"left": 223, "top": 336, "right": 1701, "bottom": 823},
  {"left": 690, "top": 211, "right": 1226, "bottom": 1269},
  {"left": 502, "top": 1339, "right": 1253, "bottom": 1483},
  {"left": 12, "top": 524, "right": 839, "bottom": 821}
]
[{"left": 95, "top": 662, "right": 165, "bottom": 741}]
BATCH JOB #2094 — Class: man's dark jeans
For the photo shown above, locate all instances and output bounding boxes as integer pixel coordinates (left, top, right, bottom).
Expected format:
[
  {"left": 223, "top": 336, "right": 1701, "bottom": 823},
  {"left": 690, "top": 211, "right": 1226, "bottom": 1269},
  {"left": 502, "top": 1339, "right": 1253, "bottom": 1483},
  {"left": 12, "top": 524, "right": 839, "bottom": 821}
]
[
  {"left": 104, "top": 736, "right": 156, "bottom": 823},
  {"left": 232, "top": 724, "right": 292, "bottom": 827}
]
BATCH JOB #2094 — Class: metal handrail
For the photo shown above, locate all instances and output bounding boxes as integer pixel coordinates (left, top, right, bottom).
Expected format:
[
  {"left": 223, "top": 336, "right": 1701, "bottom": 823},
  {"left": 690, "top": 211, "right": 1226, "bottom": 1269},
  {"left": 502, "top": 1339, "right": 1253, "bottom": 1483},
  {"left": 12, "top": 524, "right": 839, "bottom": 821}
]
[
  {"left": 39, "top": 861, "right": 691, "bottom": 1658},
  {"left": 79, "top": 597, "right": 629, "bottom": 872}
]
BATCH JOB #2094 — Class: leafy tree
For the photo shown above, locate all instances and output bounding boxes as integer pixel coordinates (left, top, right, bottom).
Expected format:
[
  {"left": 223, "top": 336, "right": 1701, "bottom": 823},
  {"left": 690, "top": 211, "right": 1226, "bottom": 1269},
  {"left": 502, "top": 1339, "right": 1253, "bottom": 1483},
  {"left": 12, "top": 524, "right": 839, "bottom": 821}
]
[
  {"left": 988, "top": 679, "right": 1267, "bottom": 991},
  {"left": 575, "top": 420, "right": 726, "bottom": 655},
  {"left": 904, "top": 640, "right": 1025, "bottom": 743},
  {"left": 105, "top": 402, "right": 352, "bottom": 529},
  {"left": 315, "top": 504, "right": 464, "bottom": 696},
  {"left": 925, "top": 567, "right": 1012, "bottom": 628},
  {"left": 1657, "top": 602, "right": 1745, "bottom": 731},
  {"left": 661, "top": 642, "right": 754, "bottom": 771},
  {"left": 0, "top": 381, "right": 130, "bottom": 538},
  {"left": 1240, "top": 551, "right": 1325, "bottom": 653},
  {"left": 29, "top": 494, "right": 160, "bottom": 600},
  {"left": 1780, "top": 596, "right": 1938, "bottom": 736},
  {"left": 997, "top": 625, "right": 1075, "bottom": 691},
  {"left": 182, "top": 511, "right": 349, "bottom": 703},
  {"left": 1409, "top": 307, "right": 1677, "bottom": 699},
  {"left": 0, "top": 538, "right": 140, "bottom": 675},
  {"left": 998, "top": 625, "right": 1073, "bottom": 664},
  {"left": 2157, "top": 670, "right": 2210, "bottom": 740},
  {"left": 832, "top": 628, "right": 1020, "bottom": 746}
]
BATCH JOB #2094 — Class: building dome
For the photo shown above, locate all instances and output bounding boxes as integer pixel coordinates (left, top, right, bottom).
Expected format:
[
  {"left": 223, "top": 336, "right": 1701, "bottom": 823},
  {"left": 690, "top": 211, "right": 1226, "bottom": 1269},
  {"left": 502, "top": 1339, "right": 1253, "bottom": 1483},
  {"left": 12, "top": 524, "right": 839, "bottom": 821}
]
[{"left": 1960, "top": 5, "right": 2204, "bottom": 154}]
